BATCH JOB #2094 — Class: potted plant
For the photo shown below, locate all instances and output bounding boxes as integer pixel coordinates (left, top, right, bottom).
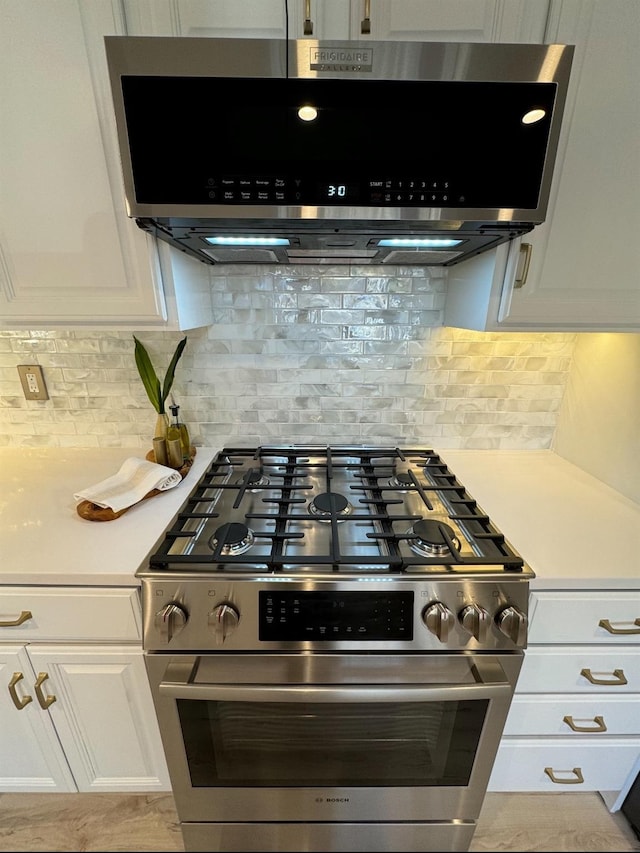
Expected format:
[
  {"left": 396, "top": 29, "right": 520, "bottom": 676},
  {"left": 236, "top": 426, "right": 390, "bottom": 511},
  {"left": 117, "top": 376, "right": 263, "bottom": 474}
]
[{"left": 133, "top": 335, "right": 187, "bottom": 440}]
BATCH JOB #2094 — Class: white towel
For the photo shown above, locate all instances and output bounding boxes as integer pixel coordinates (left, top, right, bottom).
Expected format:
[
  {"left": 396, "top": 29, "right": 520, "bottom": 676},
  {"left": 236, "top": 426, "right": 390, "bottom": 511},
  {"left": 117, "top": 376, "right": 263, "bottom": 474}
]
[{"left": 74, "top": 456, "right": 182, "bottom": 513}]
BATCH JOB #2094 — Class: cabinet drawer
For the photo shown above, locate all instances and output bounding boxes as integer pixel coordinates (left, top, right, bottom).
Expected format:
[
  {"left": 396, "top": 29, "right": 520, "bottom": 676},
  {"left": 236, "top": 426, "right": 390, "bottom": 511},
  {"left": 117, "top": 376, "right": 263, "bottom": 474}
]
[
  {"left": 488, "top": 738, "right": 640, "bottom": 792},
  {"left": 0, "top": 587, "right": 141, "bottom": 642},
  {"left": 503, "top": 694, "right": 640, "bottom": 736},
  {"left": 517, "top": 646, "right": 640, "bottom": 693},
  {"left": 528, "top": 591, "right": 640, "bottom": 644}
]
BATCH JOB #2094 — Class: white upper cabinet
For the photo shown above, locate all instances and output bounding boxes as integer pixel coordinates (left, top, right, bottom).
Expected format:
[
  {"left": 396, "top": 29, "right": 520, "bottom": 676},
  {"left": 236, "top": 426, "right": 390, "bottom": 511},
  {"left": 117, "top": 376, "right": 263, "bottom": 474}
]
[
  {"left": 0, "top": 1, "right": 212, "bottom": 330},
  {"left": 136, "top": 0, "right": 549, "bottom": 42},
  {"left": 342, "top": 0, "right": 550, "bottom": 43},
  {"left": 445, "top": 0, "right": 640, "bottom": 332},
  {"left": 123, "top": 0, "right": 290, "bottom": 38}
]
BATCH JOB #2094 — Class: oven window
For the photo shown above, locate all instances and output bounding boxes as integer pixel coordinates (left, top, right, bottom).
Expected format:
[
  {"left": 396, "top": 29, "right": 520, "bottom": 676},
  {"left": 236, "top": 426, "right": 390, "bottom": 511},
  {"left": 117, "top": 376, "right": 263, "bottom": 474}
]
[{"left": 177, "top": 698, "right": 488, "bottom": 787}]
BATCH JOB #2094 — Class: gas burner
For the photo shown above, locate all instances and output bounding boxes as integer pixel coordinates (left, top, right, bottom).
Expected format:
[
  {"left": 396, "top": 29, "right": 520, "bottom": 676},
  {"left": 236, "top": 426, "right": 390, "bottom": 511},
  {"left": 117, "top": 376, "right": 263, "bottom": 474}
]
[
  {"left": 308, "top": 492, "right": 353, "bottom": 523},
  {"left": 209, "top": 522, "right": 255, "bottom": 556},
  {"left": 388, "top": 472, "right": 415, "bottom": 491},
  {"left": 407, "top": 519, "right": 461, "bottom": 558},
  {"left": 235, "top": 471, "right": 270, "bottom": 492}
]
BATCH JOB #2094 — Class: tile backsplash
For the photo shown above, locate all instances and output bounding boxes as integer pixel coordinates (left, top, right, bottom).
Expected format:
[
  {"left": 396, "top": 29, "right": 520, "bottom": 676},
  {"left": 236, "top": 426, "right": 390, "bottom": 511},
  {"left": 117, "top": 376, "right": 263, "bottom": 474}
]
[{"left": 0, "top": 265, "right": 576, "bottom": 449}]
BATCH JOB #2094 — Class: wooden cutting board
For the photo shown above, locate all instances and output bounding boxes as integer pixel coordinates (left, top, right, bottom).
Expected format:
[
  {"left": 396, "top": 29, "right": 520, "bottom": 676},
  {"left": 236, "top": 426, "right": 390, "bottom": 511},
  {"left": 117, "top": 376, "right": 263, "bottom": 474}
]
[{"left": 76, "top": 448, "right": 196, "bottom": 522}]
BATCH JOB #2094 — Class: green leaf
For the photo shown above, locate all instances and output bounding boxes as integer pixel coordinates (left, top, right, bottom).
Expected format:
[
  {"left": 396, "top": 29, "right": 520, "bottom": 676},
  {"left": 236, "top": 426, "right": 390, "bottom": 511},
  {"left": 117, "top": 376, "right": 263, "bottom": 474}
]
[
  {"left": 161, "top": 336, "right": 187, "bottom": 407},
  {"left": 133, "top": 335, "right": 162, "bottom": 413}
]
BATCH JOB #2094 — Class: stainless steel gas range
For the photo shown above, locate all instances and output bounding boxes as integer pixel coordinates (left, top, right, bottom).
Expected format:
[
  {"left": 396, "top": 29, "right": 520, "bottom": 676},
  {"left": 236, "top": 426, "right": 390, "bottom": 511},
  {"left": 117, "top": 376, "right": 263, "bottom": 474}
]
[{"left": 137, "top": 445, "right": 534, "bottom": 853}]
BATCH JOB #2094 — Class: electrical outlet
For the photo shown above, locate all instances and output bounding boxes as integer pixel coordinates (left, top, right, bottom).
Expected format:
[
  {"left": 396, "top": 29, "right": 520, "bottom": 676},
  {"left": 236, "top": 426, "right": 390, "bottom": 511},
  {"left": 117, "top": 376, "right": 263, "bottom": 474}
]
[{"left": 17, "top": 365, "right": 49, "bottom": 401}]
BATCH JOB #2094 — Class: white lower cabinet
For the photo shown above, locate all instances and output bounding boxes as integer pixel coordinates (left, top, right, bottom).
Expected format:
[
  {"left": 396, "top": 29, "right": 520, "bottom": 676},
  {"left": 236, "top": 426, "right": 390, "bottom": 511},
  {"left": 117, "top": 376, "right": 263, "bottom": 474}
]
[
  {"left": 491, "top": 738, "right": 640, "bottom": 793},
  {"left": 0, "top": 587, "right": 169, "bottom": 793},
  {"left": 489, "top": 590, "right": 640, "bottom": 793}
]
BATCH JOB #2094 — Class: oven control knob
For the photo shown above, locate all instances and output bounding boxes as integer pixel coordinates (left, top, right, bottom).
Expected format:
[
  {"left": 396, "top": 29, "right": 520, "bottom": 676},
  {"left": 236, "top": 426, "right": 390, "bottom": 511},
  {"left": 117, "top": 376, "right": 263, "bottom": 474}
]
[
  {"left": 209, "top": 603, "right": 240, "bottom": 645},
  {"left": 155, "top": 602, "right": 188, "bottom": 643},
  {"left": 422, "top": 602, "right": 455, "bottom": 643},
  {"left": 459, "top": 604, "right": 489, "bottom": 643},
  {"left": 496, "top": 606, "right": 527, "bottom": 646}
]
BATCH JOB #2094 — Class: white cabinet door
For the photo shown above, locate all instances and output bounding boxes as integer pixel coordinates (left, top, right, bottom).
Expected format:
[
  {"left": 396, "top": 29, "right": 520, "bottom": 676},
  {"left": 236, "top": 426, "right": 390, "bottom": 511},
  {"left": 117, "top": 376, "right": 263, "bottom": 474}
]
[
  {"left": 0, "top": 646, "right": 76, "bottom": 792},
  {"left": 345, "top": 0, "right": 550, "bottom": 42},
  {"left": 123, "top": 0, "right": 290, "bottom": 37},
  {"left": 27, "top": 644, "right": 170, "bottom": 792},
  {"left": 445, "top": 0, "right": 640, "bottom": 332},
  {"left": 0, "top": 643, "right": 169, "bottom": 793},
  {"left": 496, "top": 0, "right": 640, "bottom": 330},
  {"left": 0, "top": 1, "right": 211, "bottom": 330}
]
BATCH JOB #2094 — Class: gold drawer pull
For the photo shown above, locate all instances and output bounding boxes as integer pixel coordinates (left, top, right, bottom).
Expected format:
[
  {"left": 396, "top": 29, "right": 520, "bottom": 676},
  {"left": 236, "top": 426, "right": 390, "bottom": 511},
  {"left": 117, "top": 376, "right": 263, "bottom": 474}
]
[
  {"left": 599, "top": 618, "right": 640, "bottom": 635},
  {"left": 580, "top": 668, "right": 627, "bottom": 686},
  {"left": 8, "top": 672, "right": 33, "bottom": 710},
  {"left": 303, "top": 0, "right": 313, "bottom": 35},
  {"left": 0, "top": 610, "right": 33, "bottom": 627},
  {"left": 34, "top": 672, "right": 56, "bottom": 709},
  {"left": 361, "top": 0, "right": 371, "bottom": 34},
  {"left": 513, "top": 241, "right": 533, "bottom": 288},
  {"left": 563, "top": 714, "right": 607, "bottom": 733},
  {"left": 544, "top": 767, "right": 584, "bottom": 785}
]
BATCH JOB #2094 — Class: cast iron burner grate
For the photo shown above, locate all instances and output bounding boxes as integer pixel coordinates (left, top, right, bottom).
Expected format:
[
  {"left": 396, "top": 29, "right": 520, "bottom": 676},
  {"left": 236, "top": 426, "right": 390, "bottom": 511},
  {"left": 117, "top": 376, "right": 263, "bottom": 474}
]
[{"left": 148, "top": 445, "right": 525, "bottom": 574}]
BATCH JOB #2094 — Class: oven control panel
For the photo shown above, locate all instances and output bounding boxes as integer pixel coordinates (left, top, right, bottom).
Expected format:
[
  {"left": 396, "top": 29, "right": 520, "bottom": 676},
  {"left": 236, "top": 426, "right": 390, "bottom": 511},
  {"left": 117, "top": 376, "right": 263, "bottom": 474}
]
[
  {"left": 259, "top": 591, "right": 414, "bottom": 642},
  {"left": 140, "top": 577, "right": 530, "bottom": 652}
]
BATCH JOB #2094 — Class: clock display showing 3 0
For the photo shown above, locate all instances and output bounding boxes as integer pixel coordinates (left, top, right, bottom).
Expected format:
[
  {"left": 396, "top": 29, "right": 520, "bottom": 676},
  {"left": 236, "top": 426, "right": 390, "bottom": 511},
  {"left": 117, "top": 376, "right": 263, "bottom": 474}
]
[{"left": 320, "top": 182, "right": 359, "bottom": 202}]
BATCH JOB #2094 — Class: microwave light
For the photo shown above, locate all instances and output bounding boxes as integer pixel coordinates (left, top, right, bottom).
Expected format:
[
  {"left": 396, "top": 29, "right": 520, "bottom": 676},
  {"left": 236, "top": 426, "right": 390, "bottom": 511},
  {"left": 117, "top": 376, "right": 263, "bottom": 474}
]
[
  {"left": 378, "top": 238, "right": 462, "bottom": 248},
  {"left": 205, "top": 236, "right": 290, "bottom": 246},
  {"left": 522, "top": 108, "right": 546, "bottom": 124},
  {"left": 297, "top": 105, "right": 318, "bottom": 121}
]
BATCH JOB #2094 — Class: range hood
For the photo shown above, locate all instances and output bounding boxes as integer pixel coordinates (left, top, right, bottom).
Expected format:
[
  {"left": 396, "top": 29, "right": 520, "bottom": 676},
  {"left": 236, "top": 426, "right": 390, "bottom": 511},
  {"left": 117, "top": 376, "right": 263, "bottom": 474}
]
[{"left": 105, "top": 36, "right": 574, "bottom": 267}]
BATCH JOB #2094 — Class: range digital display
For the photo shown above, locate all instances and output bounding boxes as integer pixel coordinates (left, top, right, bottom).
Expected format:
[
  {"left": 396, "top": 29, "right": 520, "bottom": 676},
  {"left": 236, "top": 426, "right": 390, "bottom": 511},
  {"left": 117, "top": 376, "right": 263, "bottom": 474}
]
[{"left": 259, "top": 590, "right": 414, "bottom": 641}]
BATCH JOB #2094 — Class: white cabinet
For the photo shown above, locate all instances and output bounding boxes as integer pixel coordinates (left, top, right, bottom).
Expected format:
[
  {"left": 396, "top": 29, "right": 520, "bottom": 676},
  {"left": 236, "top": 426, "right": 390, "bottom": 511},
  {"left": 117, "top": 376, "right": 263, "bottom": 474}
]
[
  {"left": 488, "top": 589, "right": 640, "bottom": 793},
  {"left": 340, "top": 0, "right": 550, "bottom": 43},
  {"left": 0, "top": 586, "right": 170, "bottom": 793},
  {"left": 128, "top": 0, "right": 549, "bottom": 42},
  {"left": 0, "top": 0, "right": 212, "bottom": 331},
  {"left": 444, "top": 0, "right": 640, "bottom": 332},
  {"left": 123, "top": 0, "right": 290, "bottom": 38}
]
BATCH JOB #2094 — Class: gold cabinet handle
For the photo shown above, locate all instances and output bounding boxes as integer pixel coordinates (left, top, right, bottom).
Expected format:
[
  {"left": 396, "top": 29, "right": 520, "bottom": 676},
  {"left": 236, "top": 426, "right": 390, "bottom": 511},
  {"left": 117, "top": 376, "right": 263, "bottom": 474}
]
[
  {"left": 599, "top": 618, "right": 640, "bottom": 635},
  {"left": 544, "top": 766, "right": 585, "bottom": 785},
  {"left": 34, "top": 672, "right": 56, "bottom": 709},
  {"left": 303, "top": 0, "right": 313, "bottom": 34},
  {"left": 8, "top": 672, "right": 33, "bottom": 710},
  {"left": 580, "top": 667, "right": 627, "bottom": 686},
  {"left": 0, "top": 610, "right": 33, "bottom": 627},
  {"left": 513, "top": 242, "right": 532, "bottom": 289},
  {"left": 361, "top": 0, "right": 371, "bottom": 34},
  {"left": 563, "top": 714, "right": 607, "bottom": 733}
]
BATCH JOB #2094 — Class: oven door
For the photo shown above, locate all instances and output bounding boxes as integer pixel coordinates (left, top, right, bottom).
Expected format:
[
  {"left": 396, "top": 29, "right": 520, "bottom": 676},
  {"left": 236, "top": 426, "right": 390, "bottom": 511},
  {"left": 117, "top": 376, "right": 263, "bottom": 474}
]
[{"left": 146, "top": 652, "right": 521, "bottom": 824}]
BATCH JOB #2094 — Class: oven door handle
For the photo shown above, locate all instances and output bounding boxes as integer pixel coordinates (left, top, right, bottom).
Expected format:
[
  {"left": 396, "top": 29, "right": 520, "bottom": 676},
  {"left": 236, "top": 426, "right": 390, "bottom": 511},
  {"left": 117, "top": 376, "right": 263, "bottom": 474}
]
[{"left": 159, "top": 676, "right": 513, "bottom": 703}]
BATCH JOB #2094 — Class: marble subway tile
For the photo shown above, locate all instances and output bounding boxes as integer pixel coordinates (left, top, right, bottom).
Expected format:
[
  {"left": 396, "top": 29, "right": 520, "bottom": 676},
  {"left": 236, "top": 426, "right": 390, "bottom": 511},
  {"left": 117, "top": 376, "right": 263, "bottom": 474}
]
[{"left": 0, "top": 274, "right": 576, "bottom": 449}]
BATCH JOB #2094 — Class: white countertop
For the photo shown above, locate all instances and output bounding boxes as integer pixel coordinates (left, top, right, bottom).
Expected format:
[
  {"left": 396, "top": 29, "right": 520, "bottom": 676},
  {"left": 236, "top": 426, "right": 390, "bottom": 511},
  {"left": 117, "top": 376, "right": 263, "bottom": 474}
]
[
  {"left": 0, "top": 446, "right": 216, "bottom": 586},
  {"left": 0, "top": 446, "right": 638, "bottom": 589},
  {"left": 440, "top": 450, "right": 640, "bottom": 590}
]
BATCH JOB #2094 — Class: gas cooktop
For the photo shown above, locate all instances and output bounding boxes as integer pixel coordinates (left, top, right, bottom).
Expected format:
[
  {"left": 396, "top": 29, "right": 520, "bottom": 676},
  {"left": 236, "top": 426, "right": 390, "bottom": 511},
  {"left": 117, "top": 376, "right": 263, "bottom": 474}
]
[{"left": 142, "top": 445, "right": 532, "bottom": 578}]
